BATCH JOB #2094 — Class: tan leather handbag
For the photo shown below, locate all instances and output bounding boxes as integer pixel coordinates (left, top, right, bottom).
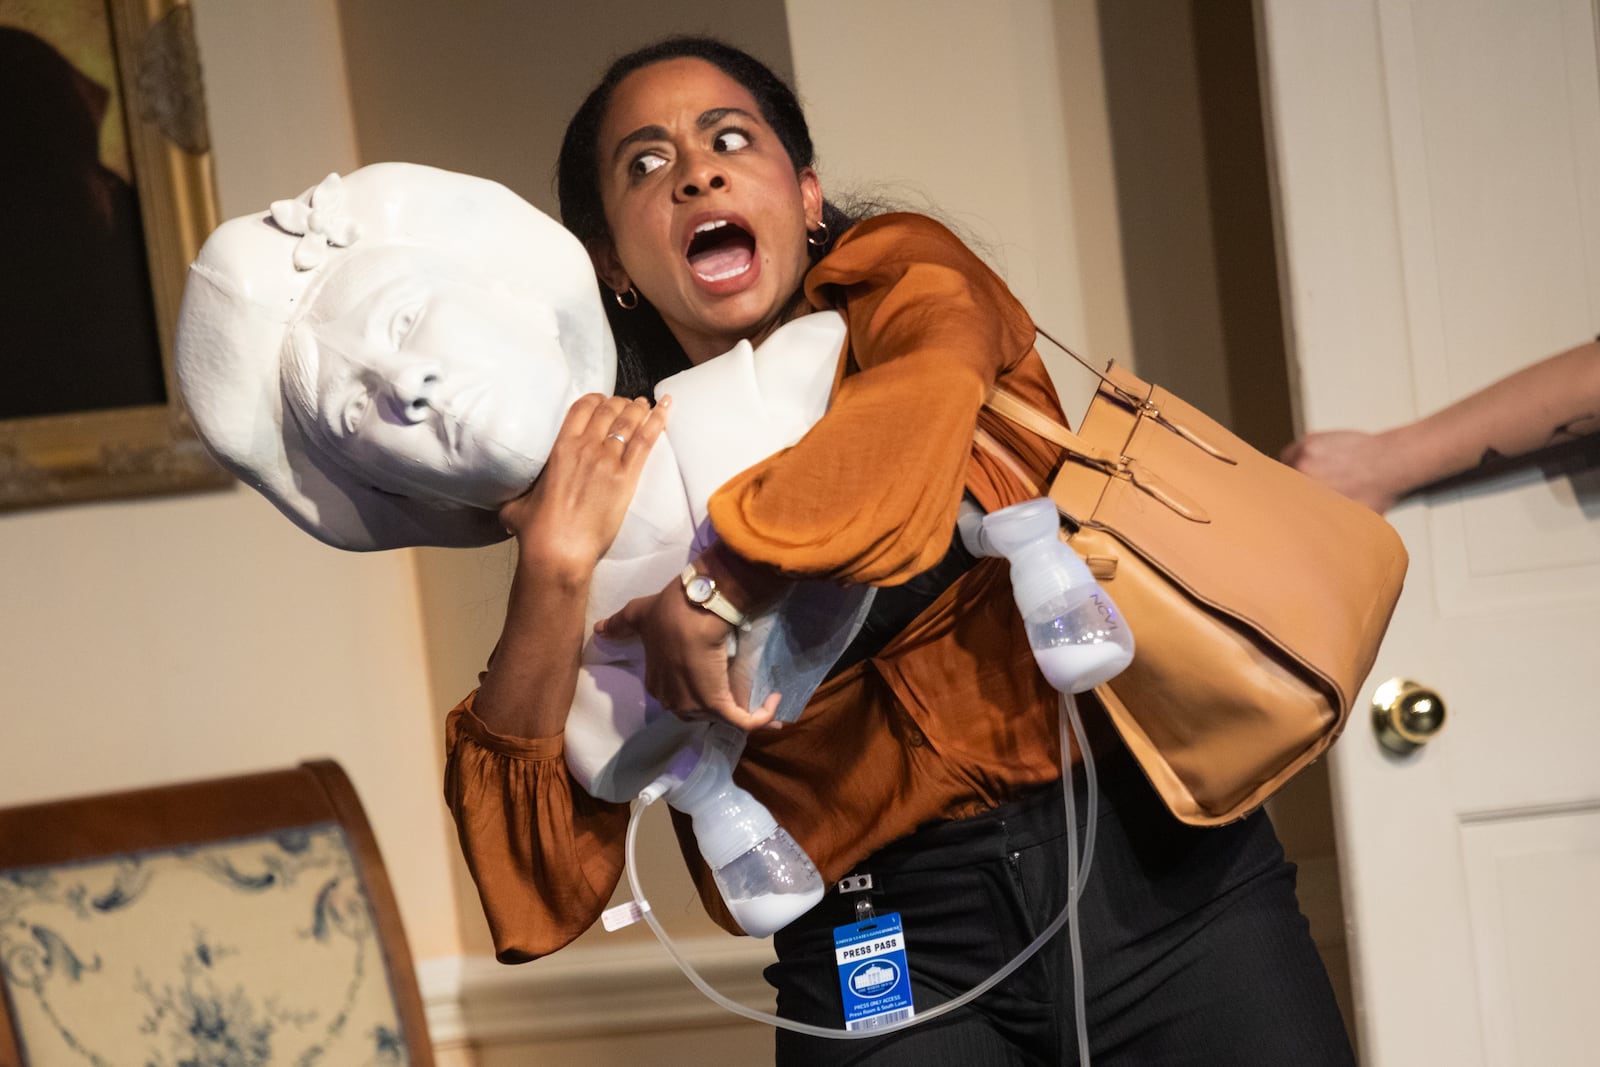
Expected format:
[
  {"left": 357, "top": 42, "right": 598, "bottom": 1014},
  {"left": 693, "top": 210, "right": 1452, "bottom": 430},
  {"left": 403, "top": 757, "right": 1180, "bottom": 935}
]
[{"left": 982, "top": 335, "right": 1409, "bottom": 825}]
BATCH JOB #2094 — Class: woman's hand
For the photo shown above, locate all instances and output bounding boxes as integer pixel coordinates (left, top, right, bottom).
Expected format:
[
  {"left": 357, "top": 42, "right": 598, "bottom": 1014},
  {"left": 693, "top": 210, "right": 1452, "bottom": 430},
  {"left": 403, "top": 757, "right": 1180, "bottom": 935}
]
[
  {"left": 500, "top": 394, "right": 669, "bottom": 572},
  {"left": 472, "top": 394, "right": 668, "bottom": 740},
  {"left": 602, "top": 586, "right": 781, "bottom": 732},
  {"left": 1281, "top": 429, "right": 1405, "bottom": 513},
  {"left": 602, "top": 542, "right": 789, "bottom": 732}
]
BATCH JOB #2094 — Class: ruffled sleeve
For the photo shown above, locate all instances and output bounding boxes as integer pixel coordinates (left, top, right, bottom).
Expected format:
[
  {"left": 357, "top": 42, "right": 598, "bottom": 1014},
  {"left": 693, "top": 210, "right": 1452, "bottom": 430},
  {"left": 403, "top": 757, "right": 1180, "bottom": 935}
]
[
  {"left": 706, "top": 213, "right": 1043, "bottom": 585},
  {"left": 443, "top": 694, "right": 630, "bottom": 962}
]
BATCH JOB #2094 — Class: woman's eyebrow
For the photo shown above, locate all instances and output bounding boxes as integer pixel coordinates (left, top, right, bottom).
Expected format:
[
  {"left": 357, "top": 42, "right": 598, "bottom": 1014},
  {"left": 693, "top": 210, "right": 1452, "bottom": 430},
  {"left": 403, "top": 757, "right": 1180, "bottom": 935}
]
[
  {"left": 696, "top": 106, "right": 757, "bottom": 129},
  {"left": 610, "top": 124, "right": 670, "bottom": 166}
]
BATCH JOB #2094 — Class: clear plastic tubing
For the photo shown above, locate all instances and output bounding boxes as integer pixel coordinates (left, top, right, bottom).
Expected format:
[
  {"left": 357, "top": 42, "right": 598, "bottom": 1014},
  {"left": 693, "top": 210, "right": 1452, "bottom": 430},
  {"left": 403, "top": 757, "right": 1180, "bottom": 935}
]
[{"left": 625, "top": 689, "right": 1098, "bottom": 1061}]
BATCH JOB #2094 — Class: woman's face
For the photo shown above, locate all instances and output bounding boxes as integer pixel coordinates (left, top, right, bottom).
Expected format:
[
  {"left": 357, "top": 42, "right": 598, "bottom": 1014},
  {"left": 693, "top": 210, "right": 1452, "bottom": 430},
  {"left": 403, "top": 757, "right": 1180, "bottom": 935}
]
[
  {"left": 299, "top": 246, "right": 576, "bottom": 509},
  {"left": 592, "top": 57, "right": 823, "bottom": 364}
]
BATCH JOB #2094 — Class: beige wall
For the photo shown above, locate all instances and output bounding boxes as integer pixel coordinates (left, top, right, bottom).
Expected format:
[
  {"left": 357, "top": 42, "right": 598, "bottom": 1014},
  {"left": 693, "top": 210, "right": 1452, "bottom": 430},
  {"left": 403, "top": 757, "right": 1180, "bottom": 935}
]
[
  {"left": 0, "top": 0, "right": 463, "bottom": 968},
  {"left": 1096, "top": 0, "right": 1294, "bottom": 456},
  {"left": 335, "top": 0, "right": 798, "bottom": 216},
  {"left": 787, "top": 0, "right": 1128, "bottom": 422}
]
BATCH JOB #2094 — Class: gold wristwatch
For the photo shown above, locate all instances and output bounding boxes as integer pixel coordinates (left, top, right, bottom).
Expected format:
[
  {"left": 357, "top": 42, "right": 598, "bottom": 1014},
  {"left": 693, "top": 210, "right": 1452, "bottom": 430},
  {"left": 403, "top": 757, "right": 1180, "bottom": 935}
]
[{"left": 679, "top": 564, "right": 751, "bottom": 631}]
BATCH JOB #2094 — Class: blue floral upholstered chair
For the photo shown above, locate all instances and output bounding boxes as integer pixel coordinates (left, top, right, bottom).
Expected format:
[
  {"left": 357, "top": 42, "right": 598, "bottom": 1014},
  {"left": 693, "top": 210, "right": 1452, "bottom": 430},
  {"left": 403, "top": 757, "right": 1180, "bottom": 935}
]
[{"left": 0, "top": 761, "right": 433, "bottom": 1066}]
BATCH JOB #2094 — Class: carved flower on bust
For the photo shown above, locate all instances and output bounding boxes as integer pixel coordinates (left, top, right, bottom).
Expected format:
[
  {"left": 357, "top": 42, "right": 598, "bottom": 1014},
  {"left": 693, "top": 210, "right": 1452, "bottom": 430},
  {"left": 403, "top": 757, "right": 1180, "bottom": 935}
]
[{"left": 270, "top": 172, "right": 362, "bottom": 271}]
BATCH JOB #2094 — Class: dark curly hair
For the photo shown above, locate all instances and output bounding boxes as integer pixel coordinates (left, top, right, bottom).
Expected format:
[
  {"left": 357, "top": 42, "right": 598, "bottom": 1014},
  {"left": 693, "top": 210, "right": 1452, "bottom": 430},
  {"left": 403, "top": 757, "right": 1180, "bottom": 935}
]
[{"left": 556, "top": 36, "right": 856, "bottom": 397}]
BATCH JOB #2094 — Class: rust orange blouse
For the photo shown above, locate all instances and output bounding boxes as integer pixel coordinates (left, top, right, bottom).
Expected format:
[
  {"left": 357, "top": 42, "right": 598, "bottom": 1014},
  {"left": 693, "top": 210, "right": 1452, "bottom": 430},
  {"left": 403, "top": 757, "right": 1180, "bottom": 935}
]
[{"left": 444, "top": 214, "right": 1074, "bottom": 961}]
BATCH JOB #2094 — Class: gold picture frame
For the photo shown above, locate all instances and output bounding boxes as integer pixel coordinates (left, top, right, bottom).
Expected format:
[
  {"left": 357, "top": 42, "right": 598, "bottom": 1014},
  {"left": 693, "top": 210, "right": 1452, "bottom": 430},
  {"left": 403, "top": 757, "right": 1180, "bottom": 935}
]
[{"left": 0, "top": 0, "right": 228, "bottom": 511}]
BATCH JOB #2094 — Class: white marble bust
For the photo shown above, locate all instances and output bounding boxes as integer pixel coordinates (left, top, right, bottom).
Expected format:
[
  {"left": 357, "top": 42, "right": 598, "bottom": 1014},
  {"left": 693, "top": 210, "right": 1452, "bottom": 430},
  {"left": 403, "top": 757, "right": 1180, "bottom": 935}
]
[
  {"left": 176, "top": 163, "right": 612, "bottom": 550},
  {"left": 175, "top": 162, "right": 867, "bottom": 806}
]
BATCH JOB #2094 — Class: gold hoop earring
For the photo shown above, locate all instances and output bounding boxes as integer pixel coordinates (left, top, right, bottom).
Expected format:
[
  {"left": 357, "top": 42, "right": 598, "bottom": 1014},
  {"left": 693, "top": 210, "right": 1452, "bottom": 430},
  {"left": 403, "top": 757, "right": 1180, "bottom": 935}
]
[
  {"left": 614, "top": 286, "right": 639, "bottom": 310},
  {"left": 806, "top": 220, "right": 830, "bottom": 248}
]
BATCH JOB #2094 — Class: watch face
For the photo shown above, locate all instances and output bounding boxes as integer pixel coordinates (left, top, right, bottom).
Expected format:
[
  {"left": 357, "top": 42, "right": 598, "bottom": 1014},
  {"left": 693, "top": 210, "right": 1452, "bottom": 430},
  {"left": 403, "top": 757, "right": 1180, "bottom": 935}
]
[{"left": 685, "top": 575, "right": 715, "bottom": 603}]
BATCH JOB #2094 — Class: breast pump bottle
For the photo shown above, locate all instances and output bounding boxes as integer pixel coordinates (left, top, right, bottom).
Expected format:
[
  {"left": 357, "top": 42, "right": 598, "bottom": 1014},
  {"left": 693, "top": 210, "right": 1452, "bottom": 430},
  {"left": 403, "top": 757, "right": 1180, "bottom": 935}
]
[
  {"left": 960, "top": 497, "right": 1133, "bottom": 690},
  {"left": 644, "top": 724, "right": 824, "bottom": 938}
]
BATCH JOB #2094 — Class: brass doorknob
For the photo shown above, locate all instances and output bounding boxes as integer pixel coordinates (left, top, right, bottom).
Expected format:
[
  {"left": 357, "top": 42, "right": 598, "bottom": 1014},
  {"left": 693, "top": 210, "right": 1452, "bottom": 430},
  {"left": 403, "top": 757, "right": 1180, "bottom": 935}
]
[{"left": 1371, "top": 678, "right": 1446, "bottom": 754}]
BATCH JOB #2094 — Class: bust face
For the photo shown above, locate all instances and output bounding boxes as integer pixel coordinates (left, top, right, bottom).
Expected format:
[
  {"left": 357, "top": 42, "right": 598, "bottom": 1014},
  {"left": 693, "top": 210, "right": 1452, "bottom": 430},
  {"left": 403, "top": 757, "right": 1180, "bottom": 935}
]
[
  {"left": 178, "top": 162, "right": 618, "bottom": 548},
  {"left": 291, "top": 244, "right": 578, "bottom": 509}
]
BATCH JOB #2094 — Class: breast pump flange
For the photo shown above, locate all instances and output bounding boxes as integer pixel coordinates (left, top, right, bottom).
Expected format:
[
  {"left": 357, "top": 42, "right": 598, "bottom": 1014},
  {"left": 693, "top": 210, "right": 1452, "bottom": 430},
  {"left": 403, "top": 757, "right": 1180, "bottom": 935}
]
[
  {"left": 631, "top": 723, "right": 825, "bottom": 940},
  {"left": 961, "top": 497, "right": 1134, "bottom": 692}
]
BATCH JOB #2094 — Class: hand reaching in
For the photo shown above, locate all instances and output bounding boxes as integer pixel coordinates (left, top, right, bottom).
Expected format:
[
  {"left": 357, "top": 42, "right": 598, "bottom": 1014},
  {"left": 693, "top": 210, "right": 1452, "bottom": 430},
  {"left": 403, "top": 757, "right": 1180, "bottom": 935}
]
[{"left": 1281, "top": 429, "right": 1404, "bottom": 513}]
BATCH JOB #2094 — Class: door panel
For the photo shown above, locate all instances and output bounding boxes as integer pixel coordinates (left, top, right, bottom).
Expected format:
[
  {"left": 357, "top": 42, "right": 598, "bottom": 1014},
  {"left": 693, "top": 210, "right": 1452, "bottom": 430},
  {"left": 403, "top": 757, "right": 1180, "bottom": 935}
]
[
  {"left": 1460, "top": 807, "right": 1600, "bottom": 1065},
  {"left": 1259, "top": 0, "right": 1600, "bottom": 1062}
]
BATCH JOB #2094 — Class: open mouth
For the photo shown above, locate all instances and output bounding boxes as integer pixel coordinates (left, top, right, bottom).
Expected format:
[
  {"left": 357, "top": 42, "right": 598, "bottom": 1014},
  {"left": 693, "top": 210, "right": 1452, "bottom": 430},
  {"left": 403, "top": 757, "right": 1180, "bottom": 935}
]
[{"left": 686, "top": 218, "right": 756, "bottom": 283}]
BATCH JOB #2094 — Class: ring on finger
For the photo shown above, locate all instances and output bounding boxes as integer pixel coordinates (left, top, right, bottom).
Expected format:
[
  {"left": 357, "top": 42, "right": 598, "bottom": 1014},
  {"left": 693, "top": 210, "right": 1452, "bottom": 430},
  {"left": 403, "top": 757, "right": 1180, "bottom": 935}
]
[{"left": 606, "top": 432, "right": 627, "bottom": 445}]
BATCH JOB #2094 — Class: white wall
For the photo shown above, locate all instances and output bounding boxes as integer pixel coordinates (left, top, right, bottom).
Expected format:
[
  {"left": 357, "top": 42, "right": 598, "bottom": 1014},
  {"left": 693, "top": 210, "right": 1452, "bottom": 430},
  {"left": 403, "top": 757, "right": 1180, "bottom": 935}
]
[
  {"left": 0, "top": 0, "right": 463, "bottom": 966},
  {"left": 786, "top": 0, "right": 1129, "bottom": 420}
]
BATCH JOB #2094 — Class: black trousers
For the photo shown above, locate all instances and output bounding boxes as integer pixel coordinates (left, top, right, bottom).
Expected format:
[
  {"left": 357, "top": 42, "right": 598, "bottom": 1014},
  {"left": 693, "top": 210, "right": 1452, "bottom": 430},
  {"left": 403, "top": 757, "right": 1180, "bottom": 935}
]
[{"left": 766, "top": 741, "right": 1356, "bottom": 1066}]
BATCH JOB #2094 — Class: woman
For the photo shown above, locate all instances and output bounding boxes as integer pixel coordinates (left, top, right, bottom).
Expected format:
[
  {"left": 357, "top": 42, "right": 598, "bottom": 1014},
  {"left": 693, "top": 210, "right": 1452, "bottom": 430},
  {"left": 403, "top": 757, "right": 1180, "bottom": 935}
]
[{"left": 445, "top": 36, "right": 1355, "bottom": 1065}]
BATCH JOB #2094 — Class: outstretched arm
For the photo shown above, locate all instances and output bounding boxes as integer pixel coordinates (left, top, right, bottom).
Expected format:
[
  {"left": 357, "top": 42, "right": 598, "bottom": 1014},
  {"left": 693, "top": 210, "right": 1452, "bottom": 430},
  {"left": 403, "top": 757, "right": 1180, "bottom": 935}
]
[
  {"left": 473, "top": 394, "right": 669, "bottom": 738},
  {"left": 1282, "top": 340, "right": 1600, "bottom": 512}
]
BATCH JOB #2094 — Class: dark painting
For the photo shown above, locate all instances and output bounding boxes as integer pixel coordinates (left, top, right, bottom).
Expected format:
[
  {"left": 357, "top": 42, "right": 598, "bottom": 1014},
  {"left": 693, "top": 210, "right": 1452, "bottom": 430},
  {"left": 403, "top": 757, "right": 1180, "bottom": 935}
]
[
  {"left": 0, "top": 0, "right": 225, "bottom": 511},
  {"left": 1, "top": 5, "right": 167, "bottom": 420}
]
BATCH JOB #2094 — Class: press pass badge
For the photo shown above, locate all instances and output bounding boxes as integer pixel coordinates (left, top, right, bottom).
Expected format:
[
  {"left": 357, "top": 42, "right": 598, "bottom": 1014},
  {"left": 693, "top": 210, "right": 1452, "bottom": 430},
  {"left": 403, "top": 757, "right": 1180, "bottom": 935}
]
[{"left": 833, "top": 911, "right": 914, "bottom": 1030}]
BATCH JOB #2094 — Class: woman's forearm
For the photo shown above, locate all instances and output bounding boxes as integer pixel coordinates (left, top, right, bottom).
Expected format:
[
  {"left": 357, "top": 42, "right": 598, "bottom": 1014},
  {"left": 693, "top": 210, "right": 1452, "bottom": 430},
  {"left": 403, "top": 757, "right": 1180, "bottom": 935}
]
[
  {"left": 470, "top": 394, "right": 670, "bottom": 739},
  {"left": 1386, "top": 340, "right": 1600, "bottom": 491},
  {"left": 1285, "top": 340, "right": 1600, "bottom": 511},
  {"left": 595, "top": 539, "right": 788, "bottom": 732},
  {"left": 694, "top": 539, "right": 789, "bottom": 615},
  {"left": 470, "top": 547, "right": 593, "bottom": 739}
]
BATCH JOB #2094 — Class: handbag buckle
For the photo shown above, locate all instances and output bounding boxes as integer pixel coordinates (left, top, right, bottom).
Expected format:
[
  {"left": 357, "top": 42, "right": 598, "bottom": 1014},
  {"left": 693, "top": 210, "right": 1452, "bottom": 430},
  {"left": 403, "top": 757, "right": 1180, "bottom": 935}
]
[{"left": 1131, "top": 394, "right": 1238, "bottom": 466}]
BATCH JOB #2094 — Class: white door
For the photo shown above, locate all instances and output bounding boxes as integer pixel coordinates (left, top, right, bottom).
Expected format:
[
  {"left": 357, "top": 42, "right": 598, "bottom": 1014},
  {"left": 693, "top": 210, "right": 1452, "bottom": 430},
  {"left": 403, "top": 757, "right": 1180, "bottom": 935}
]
[{"left": 1258, "top": 1, "right": 1600, "bottom": 1064}]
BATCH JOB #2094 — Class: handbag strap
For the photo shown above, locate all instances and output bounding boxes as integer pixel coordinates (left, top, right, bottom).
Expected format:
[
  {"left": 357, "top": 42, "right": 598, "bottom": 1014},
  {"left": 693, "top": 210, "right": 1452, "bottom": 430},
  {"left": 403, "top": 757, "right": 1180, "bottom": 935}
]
[
  {"left": 1032, "top": 325, "right": 1240, "bottom": 466},
  {"left": 983, "top": 384, "right": 1122, "bottom": 469},
  {"left": 1036, "top": 323, "right": 1114, "bottom": 389},
  {"left": 983, "top": 371, "right": 1216, "bottom": 524}
]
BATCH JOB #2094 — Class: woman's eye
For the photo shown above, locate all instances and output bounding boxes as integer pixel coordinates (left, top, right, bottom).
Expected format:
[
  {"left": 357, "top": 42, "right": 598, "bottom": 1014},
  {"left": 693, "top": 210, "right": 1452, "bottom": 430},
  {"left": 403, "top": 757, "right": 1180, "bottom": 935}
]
[
  {"left": 630, "top": 152, "right": 668, "bottom": 178},
  {"left": 714, "top": 129, "right": 750, "bottom": 153}
]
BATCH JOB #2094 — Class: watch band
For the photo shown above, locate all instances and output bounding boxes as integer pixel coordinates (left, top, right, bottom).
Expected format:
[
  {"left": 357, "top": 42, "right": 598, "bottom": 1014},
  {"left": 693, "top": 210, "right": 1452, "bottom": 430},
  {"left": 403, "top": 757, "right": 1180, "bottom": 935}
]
[{"left": 679, "top": 564, "right": 751, "bottom": 630}]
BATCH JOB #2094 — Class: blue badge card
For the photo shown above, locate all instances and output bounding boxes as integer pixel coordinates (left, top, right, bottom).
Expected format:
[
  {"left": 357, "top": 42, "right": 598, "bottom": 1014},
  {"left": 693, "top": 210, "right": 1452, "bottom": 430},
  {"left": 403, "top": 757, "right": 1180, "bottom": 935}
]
[{"left": 833, "top": 911, "right": 914, "bottom": 1031}]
